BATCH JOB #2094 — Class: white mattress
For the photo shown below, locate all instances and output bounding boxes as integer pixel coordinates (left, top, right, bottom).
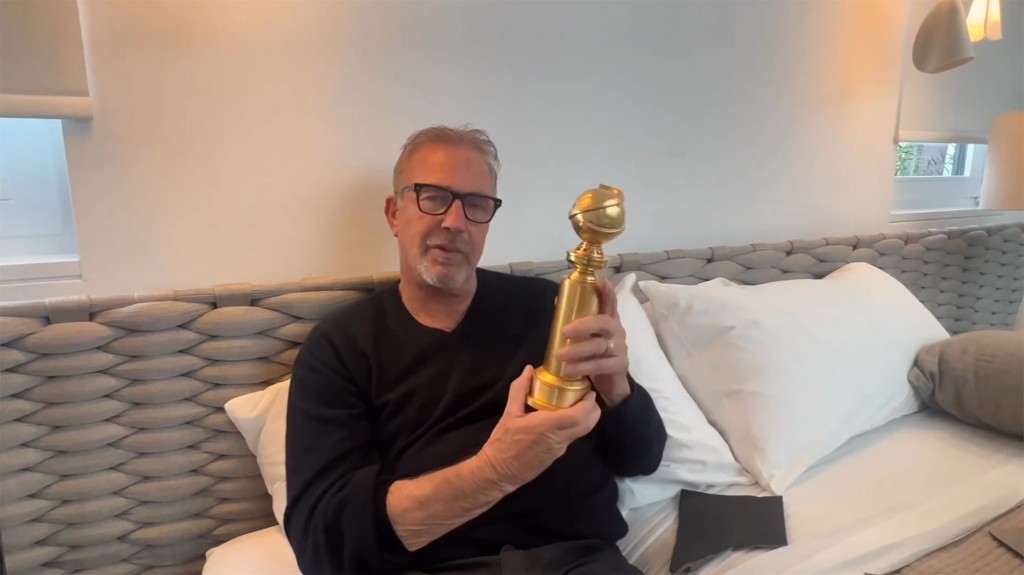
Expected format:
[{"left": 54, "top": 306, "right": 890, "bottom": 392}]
[
  {"left": 619, "top": 409, "right": 1024, "bottom": 575},
  {"left": 203, "top": 410, "right": 1024, "bottom": 575}
]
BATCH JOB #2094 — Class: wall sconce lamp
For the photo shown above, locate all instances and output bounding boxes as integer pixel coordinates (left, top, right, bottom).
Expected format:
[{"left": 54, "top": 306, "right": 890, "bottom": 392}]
[
  {"left": 912, "top": 0, "right": 1005, "bottom": 74},
  {"left": 966, "top": 0, "right": 1003, "bottom": 41},
  {"left": 912, "top": 0, "right": 975, "bottom": 73}
]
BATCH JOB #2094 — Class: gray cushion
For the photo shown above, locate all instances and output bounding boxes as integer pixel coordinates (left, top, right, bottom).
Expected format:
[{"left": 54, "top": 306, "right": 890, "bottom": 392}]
[{"left": 909, "top": 330, "right": 1024, "bottom": 438}]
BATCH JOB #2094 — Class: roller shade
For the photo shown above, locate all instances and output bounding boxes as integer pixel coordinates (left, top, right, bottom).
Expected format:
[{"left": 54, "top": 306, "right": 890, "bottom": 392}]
[
  {"left": 0, "top": 0, "right": 92, "bottom": 119},
  {"left": 898, "top": 0, "right": 1023, "bottom": 143}
]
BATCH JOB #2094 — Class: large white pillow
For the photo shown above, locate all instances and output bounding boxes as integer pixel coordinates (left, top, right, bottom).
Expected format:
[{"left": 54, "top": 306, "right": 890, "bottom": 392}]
[
  {"left": 224, "top": 379, "right": 290, "bottom": 526},
  {"left": 613, "top": 273, "right": 755, "bottom": 512},
  {"left": 639, "top": 262, "right": 950, "bottom": 494}
]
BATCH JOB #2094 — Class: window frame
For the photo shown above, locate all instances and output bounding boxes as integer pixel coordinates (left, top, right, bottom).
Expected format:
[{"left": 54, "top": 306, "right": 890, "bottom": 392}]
[
  {"left": 890, "top": 136, "right": 1003, "bottom": 220},
  {"left": 0, "top": 117, "right": 83, "bottom": 286}
]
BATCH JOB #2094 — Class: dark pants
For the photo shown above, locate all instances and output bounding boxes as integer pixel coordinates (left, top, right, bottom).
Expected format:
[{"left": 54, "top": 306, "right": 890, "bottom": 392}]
[{"left": 415, "top": 540, "right": 644, "bottom": 575}]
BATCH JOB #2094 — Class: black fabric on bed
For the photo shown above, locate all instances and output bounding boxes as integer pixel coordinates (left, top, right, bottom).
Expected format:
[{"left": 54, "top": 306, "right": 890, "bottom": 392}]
[{"left": 671, "top": 489, "right": 788, "bottom": 573}]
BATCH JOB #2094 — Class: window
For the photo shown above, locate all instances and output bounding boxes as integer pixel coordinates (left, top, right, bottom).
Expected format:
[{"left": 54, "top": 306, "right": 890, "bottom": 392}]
[
  {"left": 895, "top": 142, "right": 969, "bottom": 177},
  {"left": 891, "top": 140, "right": 989, "bottom": 214},
  {"left": 0, "top": 0, "right": 91, "bottom": 284},
  {"left": 0, "top": 118, "right": 81, "bottom": 283}
]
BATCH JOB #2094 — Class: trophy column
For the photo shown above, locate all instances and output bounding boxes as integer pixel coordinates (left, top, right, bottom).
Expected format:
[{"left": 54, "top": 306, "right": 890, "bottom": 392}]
[{"left": 526, "top": 184, "right": 625, "bottom": 411}]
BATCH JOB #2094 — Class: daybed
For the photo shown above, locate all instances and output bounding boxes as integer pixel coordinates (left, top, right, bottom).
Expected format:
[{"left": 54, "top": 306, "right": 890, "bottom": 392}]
[{"left": 1, "top": 222, "right": 1021, "bottom": 575}]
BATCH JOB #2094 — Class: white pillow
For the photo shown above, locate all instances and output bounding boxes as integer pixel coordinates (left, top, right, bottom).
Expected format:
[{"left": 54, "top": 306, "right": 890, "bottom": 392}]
[
  {"left": 639, "top": 262, "right": 950, "bottom": 494},
  {"left": 613, "top": 273, "right": 756, "bottom": 513},
  {"left": 224, "top": 379, "right": 290, "bottom": 526},
  {"left": 203, "top": 525, "right": 300, "bottom": 575}
]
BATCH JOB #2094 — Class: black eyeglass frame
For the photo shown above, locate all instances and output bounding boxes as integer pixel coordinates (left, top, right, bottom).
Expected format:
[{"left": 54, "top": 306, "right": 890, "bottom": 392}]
[{"left": 400, "top": 183, "right": 504, "bottom": 224}]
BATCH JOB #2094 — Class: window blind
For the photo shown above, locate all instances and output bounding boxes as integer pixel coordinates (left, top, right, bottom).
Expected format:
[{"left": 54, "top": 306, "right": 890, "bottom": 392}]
[{"left": 0, "top": 0, "right": 92, "bottom": 119}]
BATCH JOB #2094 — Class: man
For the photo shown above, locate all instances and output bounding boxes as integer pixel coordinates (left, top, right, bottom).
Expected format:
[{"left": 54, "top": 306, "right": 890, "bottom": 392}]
[{"left": 284, "top": 125, "right": 667, "bottom": 574}]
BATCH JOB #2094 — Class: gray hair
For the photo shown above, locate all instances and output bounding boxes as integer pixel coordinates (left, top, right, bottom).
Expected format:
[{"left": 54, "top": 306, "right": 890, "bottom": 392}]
[{"left": 392, "top": 124, "right": 501, "bottom": 192}]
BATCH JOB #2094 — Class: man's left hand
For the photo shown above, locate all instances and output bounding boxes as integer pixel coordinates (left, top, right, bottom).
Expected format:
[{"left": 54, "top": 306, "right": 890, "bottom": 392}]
[{"left": 555, "top": 278, "right": 631, "bottom": 408}]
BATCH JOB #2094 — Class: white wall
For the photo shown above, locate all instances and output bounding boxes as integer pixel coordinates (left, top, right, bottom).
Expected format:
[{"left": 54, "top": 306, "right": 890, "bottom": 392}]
[{"left": 2, "top": 0, "right": 913, "bottom": 303}]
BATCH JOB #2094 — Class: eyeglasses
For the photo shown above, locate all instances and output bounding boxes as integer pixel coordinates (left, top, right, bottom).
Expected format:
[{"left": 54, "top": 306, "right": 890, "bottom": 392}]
[{"left": 403, "top": 183, "right": 503, "bottom": 224}]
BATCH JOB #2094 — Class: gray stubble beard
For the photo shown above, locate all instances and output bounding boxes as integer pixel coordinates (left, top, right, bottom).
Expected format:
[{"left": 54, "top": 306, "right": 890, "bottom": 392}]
[{"left": 417, "top": 259, "right": 471, "bottom": 295}]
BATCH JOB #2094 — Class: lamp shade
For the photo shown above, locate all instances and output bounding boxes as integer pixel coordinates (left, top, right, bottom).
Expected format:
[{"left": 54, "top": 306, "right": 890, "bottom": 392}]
[
  {"left": 979, "top": 111, "right": 1024, "bottom": 210},
  {"left": 913, "top": 0, "right": 975, "bottom": 74}
]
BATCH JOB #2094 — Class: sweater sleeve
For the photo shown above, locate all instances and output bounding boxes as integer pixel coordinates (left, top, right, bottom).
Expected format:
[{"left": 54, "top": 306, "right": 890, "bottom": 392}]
[
  {"left": 283, "top": 322, "right": 413, "bottom": 574},
  {"left": 595, "top": 374, "right": 667, "bottom": 477}
]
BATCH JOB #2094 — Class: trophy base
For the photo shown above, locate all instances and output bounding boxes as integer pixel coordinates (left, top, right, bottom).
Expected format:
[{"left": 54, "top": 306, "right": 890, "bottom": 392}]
[{"left": 526, "top": 366, "right": 590, "bottom": 411}]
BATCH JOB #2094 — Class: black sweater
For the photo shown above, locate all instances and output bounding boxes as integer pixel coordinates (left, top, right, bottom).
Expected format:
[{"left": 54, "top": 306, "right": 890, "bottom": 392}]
[{"left": 283, "top": 268, "right": 668, "bottom": 574}]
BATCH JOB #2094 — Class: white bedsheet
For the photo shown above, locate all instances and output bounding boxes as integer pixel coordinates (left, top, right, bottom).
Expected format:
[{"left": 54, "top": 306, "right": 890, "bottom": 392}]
[
  {"left": 619, "top": 409, "right": 1024, "bottom": 575},
  {"left": 203, "top": 410, "right": 1024, "bottom": 575}
]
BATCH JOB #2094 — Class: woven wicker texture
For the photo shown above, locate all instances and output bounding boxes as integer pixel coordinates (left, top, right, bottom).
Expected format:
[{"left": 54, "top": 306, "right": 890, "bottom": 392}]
[{"left": 0, "top": 223, "right": 1021, "bottom": 575}]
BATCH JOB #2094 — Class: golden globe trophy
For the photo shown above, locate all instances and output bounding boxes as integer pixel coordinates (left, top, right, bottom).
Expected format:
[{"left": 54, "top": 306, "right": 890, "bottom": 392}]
[{"left": 526, "top": 184, "right": 626, "bottom": 411}]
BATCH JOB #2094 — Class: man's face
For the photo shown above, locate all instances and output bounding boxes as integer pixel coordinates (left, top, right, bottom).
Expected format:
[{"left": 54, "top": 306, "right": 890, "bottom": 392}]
[{"left": 386, "top": 143, "right": 497, "bottom": 294}]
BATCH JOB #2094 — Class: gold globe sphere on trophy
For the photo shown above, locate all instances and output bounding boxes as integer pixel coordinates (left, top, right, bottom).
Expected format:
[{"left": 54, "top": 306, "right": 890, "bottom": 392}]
[{"left": 526, "top": 184, "right": 626, "bottom": 411}]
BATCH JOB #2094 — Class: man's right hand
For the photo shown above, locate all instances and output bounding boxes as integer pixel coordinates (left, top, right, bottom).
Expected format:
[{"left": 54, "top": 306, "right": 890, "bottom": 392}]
[
  {"left": 477, "top": 364, "right": 602, "bottom": 491},
  {"left": 384, "top": 364, "right": 601, "bottom": 552}
]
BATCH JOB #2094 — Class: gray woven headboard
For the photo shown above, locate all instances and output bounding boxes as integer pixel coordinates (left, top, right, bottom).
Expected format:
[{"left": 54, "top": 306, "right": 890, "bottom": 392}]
[{"left": 1, "top": 222, "right": 1021, "bottom": 575}]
